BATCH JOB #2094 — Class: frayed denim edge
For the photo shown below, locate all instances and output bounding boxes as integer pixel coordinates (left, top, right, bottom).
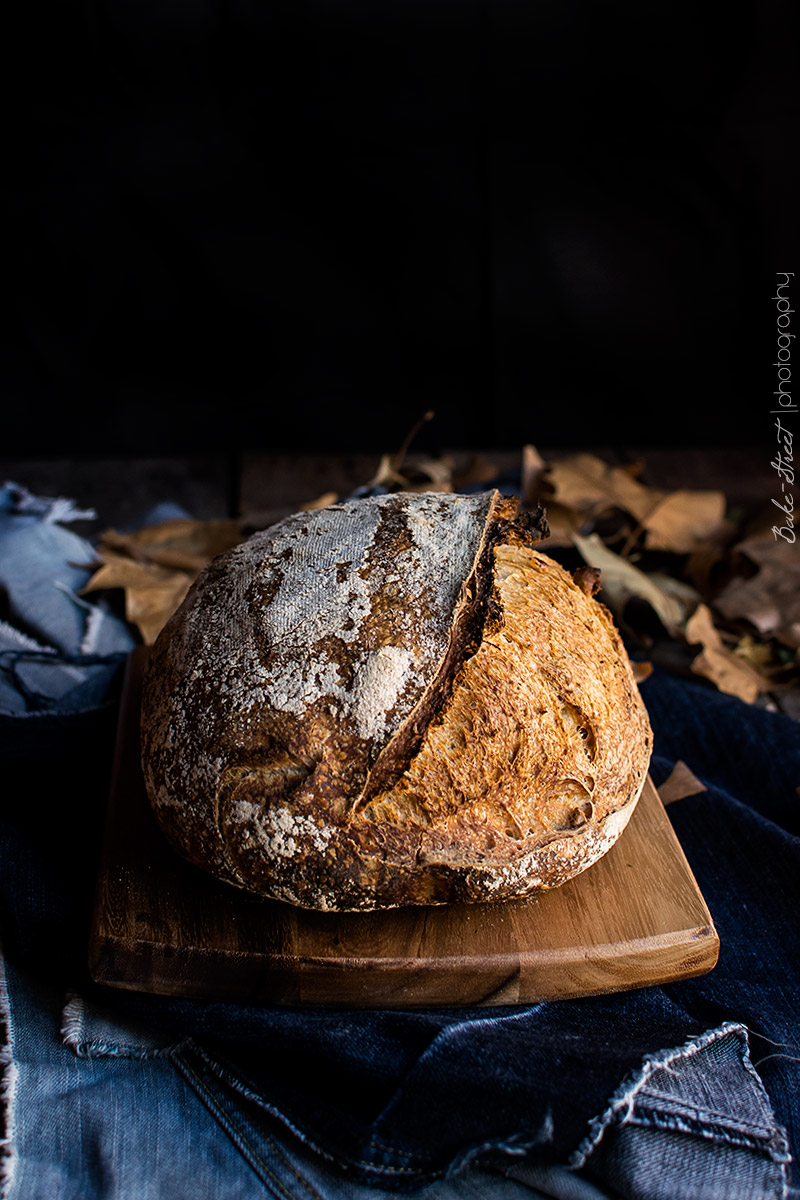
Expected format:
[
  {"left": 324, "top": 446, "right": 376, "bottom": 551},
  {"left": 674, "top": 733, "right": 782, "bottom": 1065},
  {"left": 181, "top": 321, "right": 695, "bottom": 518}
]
[
  {"left": 60, "top": 995, "right": 188, "bottom": 1060},
  {"left": 0, "top": 948, "right": 18, "bottom": 1200},
  {"left": 568, "top": 1021, "right": 792, "bottom": 1190},
  {"left": 2, "top": 482, "right": 96, "bottom": 525},
  {"left": 79, "top": 604, "right": 107, "bottom": 656}
]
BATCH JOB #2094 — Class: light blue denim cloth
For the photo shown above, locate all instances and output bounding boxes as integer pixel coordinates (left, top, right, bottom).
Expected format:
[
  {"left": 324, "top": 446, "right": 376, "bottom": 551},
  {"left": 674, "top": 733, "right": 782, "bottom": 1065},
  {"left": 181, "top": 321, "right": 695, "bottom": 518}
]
[
  {"left": 0, "top": 482, "right": 138, "bottom": 715},
  {"left": 1, "top": 951, "right": 793, "bottom": 1200}
]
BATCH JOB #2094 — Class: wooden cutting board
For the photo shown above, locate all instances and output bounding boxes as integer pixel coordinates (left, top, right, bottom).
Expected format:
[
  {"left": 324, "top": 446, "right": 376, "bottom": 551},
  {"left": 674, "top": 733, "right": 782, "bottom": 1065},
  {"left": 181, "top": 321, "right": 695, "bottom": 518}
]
[{"left": 89, "top": 649, "right": 718, "bottom": 1007}]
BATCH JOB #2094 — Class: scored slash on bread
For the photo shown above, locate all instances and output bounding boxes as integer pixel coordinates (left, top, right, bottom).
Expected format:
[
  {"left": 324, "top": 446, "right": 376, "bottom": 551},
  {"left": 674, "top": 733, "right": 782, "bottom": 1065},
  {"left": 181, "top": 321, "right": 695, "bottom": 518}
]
[{"left": 141, "top": 490, "right": 653, "bottom": 911}]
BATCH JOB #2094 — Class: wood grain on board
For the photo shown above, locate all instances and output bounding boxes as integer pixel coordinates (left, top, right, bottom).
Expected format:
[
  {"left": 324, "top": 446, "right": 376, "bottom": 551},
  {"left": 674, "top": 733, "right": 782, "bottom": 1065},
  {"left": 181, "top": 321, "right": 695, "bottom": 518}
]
[{"left": 89, "top": 649, "right": 718, "bottom": 1007}]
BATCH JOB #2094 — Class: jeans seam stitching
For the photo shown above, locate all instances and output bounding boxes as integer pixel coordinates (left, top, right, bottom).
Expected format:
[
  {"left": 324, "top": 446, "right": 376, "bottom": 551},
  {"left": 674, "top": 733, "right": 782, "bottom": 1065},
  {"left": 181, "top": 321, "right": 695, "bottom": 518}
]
[
  {"left": 185, "top": 1051, "right": 431, "bottom": 1180},
  {"left": 569, "top": 1021, "right": 793, "bottom": 1174},
  {"left": 622, "top": 1110, "right": 785, "bottom": 1152},
  {"left": 192, "top": 1045, "right": 426, "bottom": 1177},
  {"left": 174, "top": 1051, "right": 302, "bottom": 1200},
  {"left": 634, "top": 1094, "right": 780, "bottom": 1138},
  {"left": 261, "top": 1123, "right": 330, "bottom": 1200},
  {"left": 191, "top": 1045, "right": 327, "bottom": 1159}
]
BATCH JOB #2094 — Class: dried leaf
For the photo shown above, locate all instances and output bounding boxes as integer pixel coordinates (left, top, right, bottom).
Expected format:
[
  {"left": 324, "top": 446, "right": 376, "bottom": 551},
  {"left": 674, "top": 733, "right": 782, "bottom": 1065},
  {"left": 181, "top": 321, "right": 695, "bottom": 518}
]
[
  {"left": 547, "top": 453, "right": 727, "bottom": 553},
  {"left": 100, "top": 519, "right": 242, "bottom": 571},
  {"left": 368, "top": 410, "right": 438, "bottom": 491},
  {"left": 685, "top": 603, "right": 768, "bottom": 703},
  {"left": 82, "top": 553, "right": 193, "bottom": 645},
  {"left": 82, "top": 554, "right": 167, "bottom": 593},
  {"left": 372, "top": 452, "right": 403, "bottom": 489},
  {"left": 549, "top": 454, "right": 655, "bottom": 520},
  {"left": 658, "top": 761, "right": 708, "bottom": 806},
  {"left": 83, "top": 517, "right": 245, "bottom": 644},
  {"left": 125, "top": 574, "right": 193, "bottom": 646},
  {"left": 371, "top": 453, "right": 454, "bottom": 493},
  {"left": 412, "top": 459, "right": 455, "bottom": 491},
  {"left": 645, "top": 572, "right": 702, "bottom": 614},
  {"left": 714, "top": 529, "right": 800, "bottom": 648},
  {"left": 572, "top": 533, "right": 685, "bottom": 635},
  {"left": 684, "top": 540, "right": 731, "bottom": 597},
  {"left": 643, "top": 489, "right": 729, "bottom": 554}
]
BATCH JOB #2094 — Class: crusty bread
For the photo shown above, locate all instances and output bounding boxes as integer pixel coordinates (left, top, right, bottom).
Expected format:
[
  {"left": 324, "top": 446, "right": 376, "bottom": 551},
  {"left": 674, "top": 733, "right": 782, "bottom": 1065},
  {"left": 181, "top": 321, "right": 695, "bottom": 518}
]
[{"left": 140, "top": 490, "right": 652, "bottom": 911}]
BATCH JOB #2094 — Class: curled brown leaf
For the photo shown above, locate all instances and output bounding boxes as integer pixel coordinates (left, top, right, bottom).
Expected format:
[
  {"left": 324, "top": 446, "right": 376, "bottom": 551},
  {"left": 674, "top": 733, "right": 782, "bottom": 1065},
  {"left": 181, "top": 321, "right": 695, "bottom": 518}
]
[
  {"left": 685, "top": 604, "right": 769, "bottom": 704},
  {"left": 546, "top": 452, "right": 727, "bottom": 553},
  {"left": 572, "top": 533, "right": 685, "bottom": 636},
  {"left": 714, "top": 528, "right": 800, "bottom": 649}
]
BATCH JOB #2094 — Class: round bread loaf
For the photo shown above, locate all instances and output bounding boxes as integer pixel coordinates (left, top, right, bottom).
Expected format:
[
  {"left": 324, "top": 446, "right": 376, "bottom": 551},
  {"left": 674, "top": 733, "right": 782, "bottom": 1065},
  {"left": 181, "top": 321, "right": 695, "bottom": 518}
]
[{"left": 141, "top": 490, "right": 652, "bottom": 911}]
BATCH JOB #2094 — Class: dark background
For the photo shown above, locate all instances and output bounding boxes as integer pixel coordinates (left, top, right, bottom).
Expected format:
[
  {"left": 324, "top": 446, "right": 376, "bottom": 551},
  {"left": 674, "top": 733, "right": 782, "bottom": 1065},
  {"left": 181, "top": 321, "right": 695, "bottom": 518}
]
[{"left": 7, "top": 1, "right": 799, "bottom": 458}]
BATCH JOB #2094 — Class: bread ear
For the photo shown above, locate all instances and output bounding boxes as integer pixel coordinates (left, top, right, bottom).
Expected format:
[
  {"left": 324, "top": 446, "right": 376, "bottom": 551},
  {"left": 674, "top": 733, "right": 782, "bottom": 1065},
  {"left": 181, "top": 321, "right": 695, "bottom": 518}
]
[{"left": 355, "top": 491, "right": 549, "bottom": 811}]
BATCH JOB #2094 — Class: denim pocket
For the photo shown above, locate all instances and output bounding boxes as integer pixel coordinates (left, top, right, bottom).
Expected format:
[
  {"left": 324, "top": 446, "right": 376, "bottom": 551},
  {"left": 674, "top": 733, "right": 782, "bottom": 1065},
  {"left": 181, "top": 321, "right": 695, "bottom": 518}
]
[
  {"left": 56, "top": 998, "right": 795, "bottom": 1200},
  {"left": 569, "top": 1023, "right": 792, "bottom": 1200}
]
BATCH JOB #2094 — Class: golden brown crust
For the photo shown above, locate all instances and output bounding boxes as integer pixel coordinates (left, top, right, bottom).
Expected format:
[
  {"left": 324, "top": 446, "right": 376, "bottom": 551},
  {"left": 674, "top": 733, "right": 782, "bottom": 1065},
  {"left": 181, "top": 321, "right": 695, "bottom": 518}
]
[{"left": 141, "top": 491, "right": 652, "bottom": 910}]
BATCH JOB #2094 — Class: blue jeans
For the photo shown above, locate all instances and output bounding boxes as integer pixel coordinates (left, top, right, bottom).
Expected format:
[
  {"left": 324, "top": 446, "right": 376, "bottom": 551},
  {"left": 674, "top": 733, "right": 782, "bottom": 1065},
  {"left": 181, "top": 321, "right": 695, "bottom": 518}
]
[
  {"left": 1, "top": 482, "right": 799, "bottom": 1198},
  {"left": 0, "top": 954, "right": 793, "bottom": 1199}
]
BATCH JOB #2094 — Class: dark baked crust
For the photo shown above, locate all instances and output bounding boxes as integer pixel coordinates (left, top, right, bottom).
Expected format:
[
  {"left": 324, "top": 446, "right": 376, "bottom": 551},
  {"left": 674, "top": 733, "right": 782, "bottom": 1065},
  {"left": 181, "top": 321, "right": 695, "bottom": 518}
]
[{"left": 140, "top": 490, "right": 652, "bottom": 910}]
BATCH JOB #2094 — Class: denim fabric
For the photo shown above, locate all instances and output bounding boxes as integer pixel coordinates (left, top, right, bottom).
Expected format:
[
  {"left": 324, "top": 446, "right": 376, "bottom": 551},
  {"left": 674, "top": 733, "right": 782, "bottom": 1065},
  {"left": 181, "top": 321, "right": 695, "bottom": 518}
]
[
  {"left": 0, "top": 483, "right": 136, "bottom": 716},
  {"left": 1, "top": 484, "right": 800, "bottom": 1198},
  {"left": 572, "top": 1022, "right": 791, "bottom": 1199},
  {"left": 1, "top": 958, "right": 793, "bottom": 1200}
]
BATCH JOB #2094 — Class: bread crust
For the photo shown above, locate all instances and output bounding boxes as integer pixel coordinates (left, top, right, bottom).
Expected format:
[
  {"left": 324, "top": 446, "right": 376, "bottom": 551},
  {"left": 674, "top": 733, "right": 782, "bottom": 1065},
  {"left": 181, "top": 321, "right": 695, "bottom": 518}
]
[{"left": 141, "top": 490, "right": 652, "bottom": 910}]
